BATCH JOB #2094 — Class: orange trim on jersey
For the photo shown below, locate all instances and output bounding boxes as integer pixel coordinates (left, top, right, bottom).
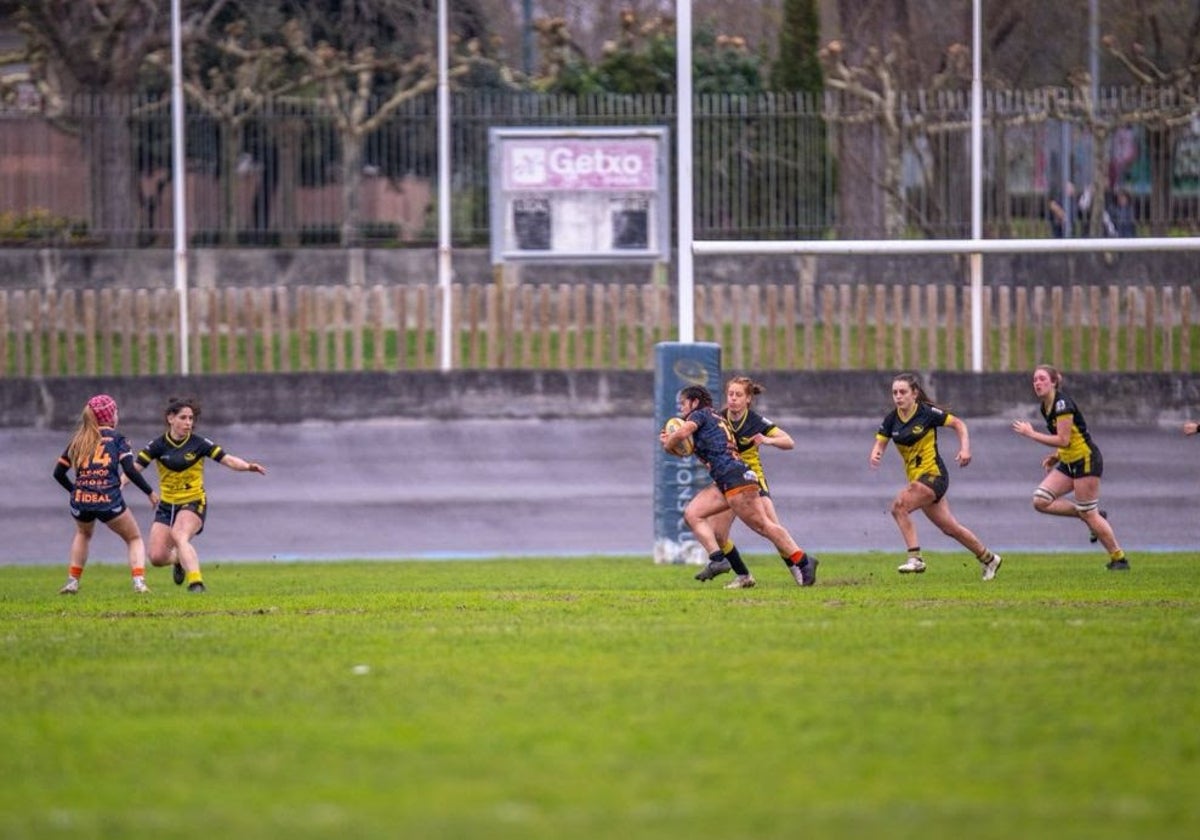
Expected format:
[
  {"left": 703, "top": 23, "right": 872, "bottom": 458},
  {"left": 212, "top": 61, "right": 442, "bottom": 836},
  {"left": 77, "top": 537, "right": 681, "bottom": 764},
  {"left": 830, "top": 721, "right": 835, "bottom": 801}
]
[{"left": 724, "top": 484, "right": 758, "bottom": 499}]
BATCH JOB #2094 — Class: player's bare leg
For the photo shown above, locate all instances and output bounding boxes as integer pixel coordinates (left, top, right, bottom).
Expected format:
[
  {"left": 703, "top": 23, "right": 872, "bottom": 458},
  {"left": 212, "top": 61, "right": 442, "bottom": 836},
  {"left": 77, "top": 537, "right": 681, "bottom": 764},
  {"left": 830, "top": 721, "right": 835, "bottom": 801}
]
[
  {"left": 890, "top": 481, "right": 934, "bottom": 572},
  {"left": 728, "top": 491, "right": 818, "bottom": 586}
]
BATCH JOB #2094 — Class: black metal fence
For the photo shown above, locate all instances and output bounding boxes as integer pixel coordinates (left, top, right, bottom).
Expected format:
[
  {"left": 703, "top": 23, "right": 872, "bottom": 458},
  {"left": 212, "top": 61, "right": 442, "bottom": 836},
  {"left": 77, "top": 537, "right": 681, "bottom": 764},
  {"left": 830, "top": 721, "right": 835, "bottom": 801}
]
[{"left": 1, "top": 88, "right": 1198, "bottom": 247}]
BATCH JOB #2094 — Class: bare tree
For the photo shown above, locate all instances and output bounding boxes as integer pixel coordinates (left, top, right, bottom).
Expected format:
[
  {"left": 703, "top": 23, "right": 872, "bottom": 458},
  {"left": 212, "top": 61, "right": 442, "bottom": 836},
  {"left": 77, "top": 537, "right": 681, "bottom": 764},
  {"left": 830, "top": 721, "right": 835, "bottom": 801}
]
[
  {"left": 146, "top": 9, "right": 304, "bottom": 245},
  {"left": 478, "top": 0, "right": 784, "bottom": 72},
  {"left": 819, "top": 0, "right": 1190, "bottom": 238},
  {"left": 823, "top": 0, "right": 920, "bottom": 237},
  {"left": 4, "top": 1, "right": 230, "bottom": 245},
  {"left": 820, "top": 37, "right": 906, "bottom": 237},
  {"left": 1102, "top": 4, "right": 1200, "bottom": 235}
]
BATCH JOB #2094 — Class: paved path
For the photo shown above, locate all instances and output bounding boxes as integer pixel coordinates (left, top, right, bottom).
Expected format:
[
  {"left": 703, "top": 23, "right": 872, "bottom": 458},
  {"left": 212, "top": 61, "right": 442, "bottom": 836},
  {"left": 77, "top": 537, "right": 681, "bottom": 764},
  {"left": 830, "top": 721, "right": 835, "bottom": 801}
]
[{"left": 2, "top": 418, "right": 1196, "bottom": 566}]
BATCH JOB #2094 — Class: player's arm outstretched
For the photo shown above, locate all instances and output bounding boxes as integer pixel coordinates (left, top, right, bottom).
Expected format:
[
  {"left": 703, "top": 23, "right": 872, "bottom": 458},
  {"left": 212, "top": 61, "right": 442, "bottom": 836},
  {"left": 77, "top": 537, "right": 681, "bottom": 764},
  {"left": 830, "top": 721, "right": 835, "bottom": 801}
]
[{"left": 219, "top": 453, "right": 267, "bottom": 474}]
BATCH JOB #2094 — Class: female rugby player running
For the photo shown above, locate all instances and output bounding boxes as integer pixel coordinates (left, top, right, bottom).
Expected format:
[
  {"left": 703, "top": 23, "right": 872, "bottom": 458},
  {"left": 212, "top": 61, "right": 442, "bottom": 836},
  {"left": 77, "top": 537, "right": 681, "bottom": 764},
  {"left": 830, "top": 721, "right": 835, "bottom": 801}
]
[
  {"left": 1011, "top": 364, "right": 1130, "bottom": 571},
  {"left": 662, "top": 385, "right": 818, "bottom": 589},
  {"left": 690, "top": 376, "right": 796, "bottom": 584},
  {"left": 135, "top": 395, "right": 267, "bottom": 593},
  {"left": 869, "top": 373, "right": 1002, "bottom": 580}
]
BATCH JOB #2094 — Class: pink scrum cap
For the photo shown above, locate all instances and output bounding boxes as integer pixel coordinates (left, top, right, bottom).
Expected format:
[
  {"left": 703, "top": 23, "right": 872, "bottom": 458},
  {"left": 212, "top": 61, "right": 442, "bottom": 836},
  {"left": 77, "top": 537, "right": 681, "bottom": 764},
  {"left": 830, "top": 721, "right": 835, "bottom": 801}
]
[{"left": 87, "top": 394, "right": 118, "bottom": 426}]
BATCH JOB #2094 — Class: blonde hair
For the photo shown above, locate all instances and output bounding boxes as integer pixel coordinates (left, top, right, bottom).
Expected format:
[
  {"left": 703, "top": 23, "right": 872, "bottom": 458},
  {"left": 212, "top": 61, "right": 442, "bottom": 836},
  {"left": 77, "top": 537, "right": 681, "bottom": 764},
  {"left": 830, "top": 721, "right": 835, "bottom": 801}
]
[
  {"left": 725, "top": 375, "right": 765, "bottom": 401},
  {"left": 67, "top": 405, "right": 103, "bottom": 470},
  {"left": 1034, "top": 364, "right": 1063, "bottom": 387}
]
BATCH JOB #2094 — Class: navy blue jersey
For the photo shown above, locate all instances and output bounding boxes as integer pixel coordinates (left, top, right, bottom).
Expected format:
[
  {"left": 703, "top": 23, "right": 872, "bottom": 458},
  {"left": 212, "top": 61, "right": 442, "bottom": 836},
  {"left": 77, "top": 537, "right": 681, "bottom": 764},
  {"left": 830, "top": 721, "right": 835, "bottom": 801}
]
[
  {"left": 685, "top": 405, "right": 744, "bottom": 475},
  {"left": 57, "top": 428, "right": 136, "bottom": 511}
]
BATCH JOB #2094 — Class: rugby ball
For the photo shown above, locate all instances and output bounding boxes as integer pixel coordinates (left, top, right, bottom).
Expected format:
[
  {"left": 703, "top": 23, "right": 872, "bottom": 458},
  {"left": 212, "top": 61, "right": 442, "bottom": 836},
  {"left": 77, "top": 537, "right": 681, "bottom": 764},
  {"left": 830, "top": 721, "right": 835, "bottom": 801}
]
[{"left": 662, "top": 417, "right": 695, "bottom": 457}]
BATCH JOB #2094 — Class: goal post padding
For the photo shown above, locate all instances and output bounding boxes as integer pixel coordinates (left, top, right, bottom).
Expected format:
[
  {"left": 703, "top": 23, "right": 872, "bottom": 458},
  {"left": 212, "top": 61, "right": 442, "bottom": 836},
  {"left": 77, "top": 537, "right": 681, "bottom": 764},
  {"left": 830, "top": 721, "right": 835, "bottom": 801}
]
[{"left": 652, "top": 341, "right": 721, "bottom": 565}]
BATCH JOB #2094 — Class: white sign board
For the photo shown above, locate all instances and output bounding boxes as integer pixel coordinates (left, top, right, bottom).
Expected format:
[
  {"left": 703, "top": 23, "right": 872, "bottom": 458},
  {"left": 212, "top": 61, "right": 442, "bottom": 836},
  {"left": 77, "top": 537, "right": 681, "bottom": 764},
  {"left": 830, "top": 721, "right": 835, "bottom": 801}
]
[{"left": 489, "top": 127, "right": 671, "bottom": 263}]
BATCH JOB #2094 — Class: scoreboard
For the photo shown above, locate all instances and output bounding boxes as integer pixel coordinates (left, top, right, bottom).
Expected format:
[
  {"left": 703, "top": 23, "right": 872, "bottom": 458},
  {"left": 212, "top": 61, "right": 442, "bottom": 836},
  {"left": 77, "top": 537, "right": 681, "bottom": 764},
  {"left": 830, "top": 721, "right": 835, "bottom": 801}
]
[{"left": 488, "top": 127, "right": 671, "bottom": 264}]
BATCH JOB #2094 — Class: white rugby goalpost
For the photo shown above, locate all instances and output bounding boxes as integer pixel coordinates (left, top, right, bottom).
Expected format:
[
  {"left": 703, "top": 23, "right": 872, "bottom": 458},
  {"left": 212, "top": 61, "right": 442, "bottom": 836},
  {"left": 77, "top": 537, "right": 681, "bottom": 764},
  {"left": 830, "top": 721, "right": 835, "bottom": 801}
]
[
  {"left": 691, "top": 237, "right": 1200, "bottom": 373},
  {"left": 676, "top": 0, "right": 1200, "bottom": 373}
]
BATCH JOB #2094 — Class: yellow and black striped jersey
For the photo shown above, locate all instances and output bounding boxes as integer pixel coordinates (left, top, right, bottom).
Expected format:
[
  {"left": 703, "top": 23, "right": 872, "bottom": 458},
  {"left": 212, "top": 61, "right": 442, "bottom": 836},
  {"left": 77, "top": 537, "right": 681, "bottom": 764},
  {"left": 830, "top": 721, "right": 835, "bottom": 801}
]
[
  {"left": 722, "top": 408, "right": 779, "bottom": 487},
  {"left": 137, "top": 433, "right": 226, "bottom": 505},
  {"left": 876, "top": 402, "right": 952, "bottom": 483},
  {"left": 1040, "top": 389, "right": 1096, "bottom": 464}
]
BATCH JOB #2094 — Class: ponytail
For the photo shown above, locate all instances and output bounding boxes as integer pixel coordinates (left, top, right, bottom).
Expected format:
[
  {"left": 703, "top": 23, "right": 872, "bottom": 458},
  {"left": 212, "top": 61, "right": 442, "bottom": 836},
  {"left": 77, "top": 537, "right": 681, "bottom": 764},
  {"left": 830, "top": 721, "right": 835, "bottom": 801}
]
[{"left": 67, "top": 406, "right": 102, "bottom": 470}]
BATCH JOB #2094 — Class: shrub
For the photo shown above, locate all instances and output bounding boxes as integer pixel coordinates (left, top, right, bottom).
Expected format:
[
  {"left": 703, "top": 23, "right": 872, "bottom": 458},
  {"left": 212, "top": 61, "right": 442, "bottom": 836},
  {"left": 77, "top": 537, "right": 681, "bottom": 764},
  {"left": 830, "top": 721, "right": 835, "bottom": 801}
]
[{"left": 0, "top": 208, "right": 90, "bottom": 245}]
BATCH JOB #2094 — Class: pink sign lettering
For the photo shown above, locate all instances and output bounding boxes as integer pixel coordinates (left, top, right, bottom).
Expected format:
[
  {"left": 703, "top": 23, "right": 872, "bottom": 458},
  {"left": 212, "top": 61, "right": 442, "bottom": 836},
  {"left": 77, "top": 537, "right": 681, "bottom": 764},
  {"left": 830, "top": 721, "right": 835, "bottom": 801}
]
[{"left": 504, "top": 139, "right": 658, "bottom": 191}]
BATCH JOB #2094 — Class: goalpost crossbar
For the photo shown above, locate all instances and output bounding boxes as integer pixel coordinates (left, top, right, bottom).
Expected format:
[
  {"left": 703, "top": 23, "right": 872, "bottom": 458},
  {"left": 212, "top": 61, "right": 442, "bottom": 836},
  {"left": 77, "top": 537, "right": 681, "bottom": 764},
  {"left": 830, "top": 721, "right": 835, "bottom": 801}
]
[{"left": 692, "top": 237, "right": 1200, "bottom": 257}]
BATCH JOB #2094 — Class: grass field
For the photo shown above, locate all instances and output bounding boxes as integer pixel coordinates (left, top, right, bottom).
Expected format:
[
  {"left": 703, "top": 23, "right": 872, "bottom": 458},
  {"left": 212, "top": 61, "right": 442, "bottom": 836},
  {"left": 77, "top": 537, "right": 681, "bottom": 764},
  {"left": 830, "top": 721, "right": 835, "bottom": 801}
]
[{"left": 1, "top": 554, "right": 1198, "bottom": 840}]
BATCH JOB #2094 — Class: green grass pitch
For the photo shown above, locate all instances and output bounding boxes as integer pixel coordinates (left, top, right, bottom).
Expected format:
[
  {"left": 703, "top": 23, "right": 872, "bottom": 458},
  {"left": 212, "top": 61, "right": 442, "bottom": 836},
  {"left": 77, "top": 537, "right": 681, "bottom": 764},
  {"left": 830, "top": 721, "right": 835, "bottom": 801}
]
[{"left": 1, "top": 553, "right": 1198, "bottom": 840}]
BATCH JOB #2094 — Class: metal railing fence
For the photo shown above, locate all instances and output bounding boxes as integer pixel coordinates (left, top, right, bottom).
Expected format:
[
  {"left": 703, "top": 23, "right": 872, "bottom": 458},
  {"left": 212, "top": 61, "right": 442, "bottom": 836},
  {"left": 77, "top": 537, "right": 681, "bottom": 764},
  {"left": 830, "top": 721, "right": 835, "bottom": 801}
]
[{"left": 1, "top": 87, "right": 1198, "bottom": 247}]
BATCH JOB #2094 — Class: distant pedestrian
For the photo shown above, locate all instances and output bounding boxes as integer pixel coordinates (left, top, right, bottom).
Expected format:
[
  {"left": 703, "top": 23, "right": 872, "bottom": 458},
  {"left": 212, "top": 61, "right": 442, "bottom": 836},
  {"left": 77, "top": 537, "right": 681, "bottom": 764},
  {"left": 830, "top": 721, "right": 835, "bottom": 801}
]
[
  {"left": 869, "top": 373, "right": 1002, "bottom": 580},
  {"left": 1011, "top": 365, "right": 1130, "bottom": 570},
  {"left": 1048, "top": 182, "right": 1077, "bottom": 238},
  {"left": 1107, "top": 189, "right": 1137, "bottom": 238},
  {"left": 52, "top": 394, "right": 158, "bottom": 594}
]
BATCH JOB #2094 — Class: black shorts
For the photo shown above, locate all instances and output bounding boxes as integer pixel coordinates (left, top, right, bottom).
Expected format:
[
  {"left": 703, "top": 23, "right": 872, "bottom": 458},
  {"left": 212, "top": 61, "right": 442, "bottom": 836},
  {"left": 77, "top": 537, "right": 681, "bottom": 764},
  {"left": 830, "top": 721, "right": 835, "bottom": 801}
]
[
  {"left": 915, "top": 472, "right": 949, "bottom": 503},
  {"left": 711, "top": 463, "right": 761, "bottom": 497},
  {"left": 154, "top": 499, "right": 207, "bottom": 536},
  {"left": 71, "top": 500, "right": 128, "bottom": 524},
  {"left": 1055, "top": 449, "right": 1103, "bottom": 480}
]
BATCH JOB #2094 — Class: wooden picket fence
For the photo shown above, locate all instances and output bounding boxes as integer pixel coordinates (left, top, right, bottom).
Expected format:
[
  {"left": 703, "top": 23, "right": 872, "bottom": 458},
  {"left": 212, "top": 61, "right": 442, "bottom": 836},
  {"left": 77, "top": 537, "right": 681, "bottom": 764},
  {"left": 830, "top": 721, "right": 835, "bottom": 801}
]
[{"left": 1, "top": 280, "right": 1197, "bottom": 376}]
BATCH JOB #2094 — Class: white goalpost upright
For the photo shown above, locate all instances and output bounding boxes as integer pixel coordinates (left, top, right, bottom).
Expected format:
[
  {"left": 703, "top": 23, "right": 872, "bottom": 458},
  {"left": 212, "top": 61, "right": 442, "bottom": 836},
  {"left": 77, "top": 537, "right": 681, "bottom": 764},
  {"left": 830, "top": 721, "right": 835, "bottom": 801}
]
[{"left": 675, "top": 0, "right": 695, "bottom": 344}]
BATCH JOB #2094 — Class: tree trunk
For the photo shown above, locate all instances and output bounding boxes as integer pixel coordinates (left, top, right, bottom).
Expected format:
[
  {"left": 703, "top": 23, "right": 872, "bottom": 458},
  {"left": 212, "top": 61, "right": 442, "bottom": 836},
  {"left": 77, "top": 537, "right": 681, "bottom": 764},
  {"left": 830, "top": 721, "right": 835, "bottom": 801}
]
[
  {"left": 340, "top": 130, "right": 363, "bottom": 247},
  {"left": 992, "top": 128, "right": 1011, "bottom": 237},
  {"left": 1147, "top": 126, "right": 1172, "bottom": 236},
  {"left": 842, "top": 132, "right": 883, "bottom": 237},
  {"left": 221, "top": 126, "right": 242, "bottom": 246},
  {"left": 882, "top": 119, "right": 906, "bottom": 237},
  {"left": 80, "top": 97, "right": 138, "bottom": 247},
  {"left": 1085, "top": 126, "right": 1110, "bottom": 237},
  {"left": 278, "top": 119, "right": 301, "bottom": 248},
  {"left": 924, "top": 93, "right": 972, "bottom": 239},
  {"left": 834, "top": 0, "right": 913, "bottom": 239}
]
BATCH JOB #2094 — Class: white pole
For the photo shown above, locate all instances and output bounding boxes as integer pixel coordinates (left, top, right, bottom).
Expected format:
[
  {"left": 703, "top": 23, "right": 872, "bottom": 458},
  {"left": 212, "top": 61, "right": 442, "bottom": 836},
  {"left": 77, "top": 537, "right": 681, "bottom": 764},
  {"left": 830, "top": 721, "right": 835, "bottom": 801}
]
[
  {"left": 1089, "top": 0, "right": 1100, "bottom": 101},
  {"left": 676, "top": 1, "right": 694, "bottom": 343},
  {"left": 437, "top": 0, "right": 453, "bottom": 371},
  {"left": 969, "top": 0, "right": 983, "bottom": 372},
  {"left": 692, "top": 237, "right": 1200, "bottom": 256},
  {"left": 171, "top": 0, "right": 189, "bottom": 375},
  {"left": 691, "top": 233, "right": 1200, "bottom": 378}
]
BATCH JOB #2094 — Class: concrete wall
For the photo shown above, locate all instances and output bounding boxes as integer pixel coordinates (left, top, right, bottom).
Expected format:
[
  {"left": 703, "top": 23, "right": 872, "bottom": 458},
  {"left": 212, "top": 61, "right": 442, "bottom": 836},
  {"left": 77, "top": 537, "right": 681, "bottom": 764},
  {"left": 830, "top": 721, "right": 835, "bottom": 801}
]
[
  {"left": 2, "top": 247, "right": 1197, "bottom": 290},
  {"left": 5, "top": 370, "right": 1199, "bottom": 430},
  {"left": 7, "top": 248, "right": 1198, "bottom": 429}
]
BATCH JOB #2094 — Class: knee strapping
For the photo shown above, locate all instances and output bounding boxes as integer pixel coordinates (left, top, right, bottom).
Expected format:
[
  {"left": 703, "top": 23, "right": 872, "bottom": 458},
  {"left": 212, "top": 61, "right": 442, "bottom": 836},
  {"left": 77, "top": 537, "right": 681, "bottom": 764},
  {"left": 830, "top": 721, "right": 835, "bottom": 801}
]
[
  {"left": 1033, "top": 487, "right": 1057, "bottom": 504},
  {"left": 1074, "top": 499, "right": 1100, "bottom": 514}
]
